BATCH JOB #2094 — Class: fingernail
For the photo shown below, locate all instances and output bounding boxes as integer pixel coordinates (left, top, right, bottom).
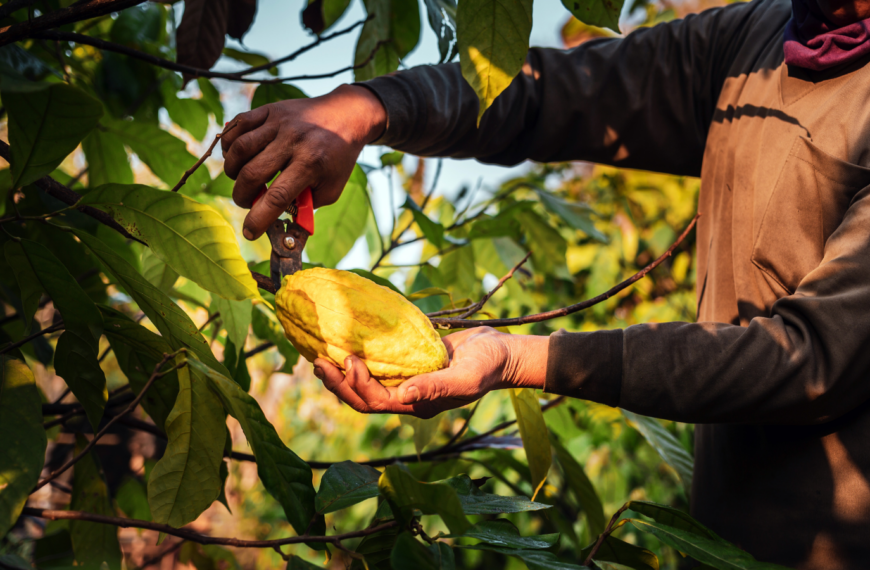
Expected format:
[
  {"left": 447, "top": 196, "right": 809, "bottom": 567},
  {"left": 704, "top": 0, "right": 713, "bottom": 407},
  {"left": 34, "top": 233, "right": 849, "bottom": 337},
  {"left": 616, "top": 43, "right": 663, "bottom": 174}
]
[
  {"left": 313, "top": 367, "right": 324, "bottom": 379},
  {"left": 344, "top": 357, "right": 354, "bottom": 374},
  {"left": 243, "top": 228, "right": 254, "bottom": 241},
  {"left": 403, "top": 386, "right": 420, "bottom": 404}
]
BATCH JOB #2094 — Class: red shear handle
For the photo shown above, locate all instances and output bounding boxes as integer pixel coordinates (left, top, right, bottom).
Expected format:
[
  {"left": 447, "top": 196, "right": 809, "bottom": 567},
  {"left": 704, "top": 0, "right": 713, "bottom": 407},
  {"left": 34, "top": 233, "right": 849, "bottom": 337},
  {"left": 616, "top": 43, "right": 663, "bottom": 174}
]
[{"left": 253, "top": 185, "right": 315, "bottom": 236}]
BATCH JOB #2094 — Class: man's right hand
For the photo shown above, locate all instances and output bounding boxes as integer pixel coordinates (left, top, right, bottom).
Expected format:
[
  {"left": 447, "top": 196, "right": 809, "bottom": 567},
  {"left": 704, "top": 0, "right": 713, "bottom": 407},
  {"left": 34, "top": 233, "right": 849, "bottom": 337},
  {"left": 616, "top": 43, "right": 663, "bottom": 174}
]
[{"left": 220, "top": 84, "right": 387, "bottom": 241}]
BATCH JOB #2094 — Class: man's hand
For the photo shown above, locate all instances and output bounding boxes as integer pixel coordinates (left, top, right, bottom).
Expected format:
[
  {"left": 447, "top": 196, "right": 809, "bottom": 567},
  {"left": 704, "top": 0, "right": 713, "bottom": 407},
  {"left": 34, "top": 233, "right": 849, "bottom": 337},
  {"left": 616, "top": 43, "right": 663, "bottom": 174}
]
[
  {"left": 221, "top": 85, "right": 387, "bottom": 240},
  {"left": 314, "top": 328, "right": 549, "bottom": 418}
]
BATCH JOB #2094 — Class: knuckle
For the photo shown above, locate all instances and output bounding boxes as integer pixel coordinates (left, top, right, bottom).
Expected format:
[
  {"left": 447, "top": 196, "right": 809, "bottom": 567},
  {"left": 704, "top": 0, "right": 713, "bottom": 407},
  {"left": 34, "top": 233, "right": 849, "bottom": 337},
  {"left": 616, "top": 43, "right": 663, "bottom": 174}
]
[
  {"left": 430, "top": 379, "right": 448, "bottom": 400},
  {"left": 263, "top": 186, "right": 291, "bottom": 209}
]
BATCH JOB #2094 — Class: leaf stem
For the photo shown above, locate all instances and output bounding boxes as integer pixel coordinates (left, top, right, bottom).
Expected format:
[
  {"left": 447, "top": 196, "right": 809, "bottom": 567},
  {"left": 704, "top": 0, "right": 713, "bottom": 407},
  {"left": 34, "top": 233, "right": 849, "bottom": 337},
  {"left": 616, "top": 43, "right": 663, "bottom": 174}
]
[{"left": 583, "top": 503, "right": 631, "bottom": 566}]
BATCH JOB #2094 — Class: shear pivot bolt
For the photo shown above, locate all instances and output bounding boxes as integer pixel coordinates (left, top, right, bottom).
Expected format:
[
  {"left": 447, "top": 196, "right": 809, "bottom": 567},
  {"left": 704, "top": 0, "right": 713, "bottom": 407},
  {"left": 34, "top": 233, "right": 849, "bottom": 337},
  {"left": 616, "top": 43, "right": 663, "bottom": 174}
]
[{"left": 283, "top": 236, "right": 296, "bottom": 250}]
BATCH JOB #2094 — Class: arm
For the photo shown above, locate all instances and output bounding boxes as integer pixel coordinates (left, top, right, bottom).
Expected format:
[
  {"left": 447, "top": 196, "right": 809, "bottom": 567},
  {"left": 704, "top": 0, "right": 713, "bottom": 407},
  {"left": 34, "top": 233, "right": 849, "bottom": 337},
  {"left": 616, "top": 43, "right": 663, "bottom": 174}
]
[{"left": 359, "top": 0, "right": 764, "bottom": 173}]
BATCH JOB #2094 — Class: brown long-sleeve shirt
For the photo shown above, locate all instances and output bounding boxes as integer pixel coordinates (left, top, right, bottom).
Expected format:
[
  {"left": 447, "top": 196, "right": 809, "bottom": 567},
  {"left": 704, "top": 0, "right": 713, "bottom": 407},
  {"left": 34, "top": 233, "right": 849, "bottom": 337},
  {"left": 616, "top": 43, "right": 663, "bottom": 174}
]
[{"left": 361, "top": 0, "right": 870, "bottom": 566}]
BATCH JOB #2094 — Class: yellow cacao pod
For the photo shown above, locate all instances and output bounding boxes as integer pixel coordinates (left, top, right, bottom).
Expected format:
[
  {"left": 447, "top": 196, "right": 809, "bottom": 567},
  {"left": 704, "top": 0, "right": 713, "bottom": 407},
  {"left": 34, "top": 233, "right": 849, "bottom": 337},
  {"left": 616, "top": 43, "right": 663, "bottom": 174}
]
[{"left": 275, "top": 268, "right": 448, "bottom": 386}]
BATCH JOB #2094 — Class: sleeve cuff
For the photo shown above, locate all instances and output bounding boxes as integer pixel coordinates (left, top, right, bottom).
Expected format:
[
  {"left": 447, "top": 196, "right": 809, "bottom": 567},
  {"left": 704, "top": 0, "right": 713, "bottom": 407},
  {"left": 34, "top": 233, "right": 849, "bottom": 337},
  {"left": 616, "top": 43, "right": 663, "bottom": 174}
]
[
  {"left": 354, "top": 74, "right": 427, "bottom": 148},
  {"left": 545, "top": 328, "right": 624, "bottom": 407}
]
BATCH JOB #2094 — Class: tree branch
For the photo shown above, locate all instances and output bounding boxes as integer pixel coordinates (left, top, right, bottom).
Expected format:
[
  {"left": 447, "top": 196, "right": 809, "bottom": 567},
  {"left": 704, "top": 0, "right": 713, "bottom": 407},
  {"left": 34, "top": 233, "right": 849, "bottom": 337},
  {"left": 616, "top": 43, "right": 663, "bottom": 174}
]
[
  {"left": 0, "top": 0, "right": 147, "bottom": 48},
  {"left": 584, "top": 503, "right": 631, "bottom": 566},
  {"left": 429, "top": 213, "right": 700, "bottom": 330},
  {"left": 33, "top": 352, "right": 182, "bottom": 492},
  {"left": 0, "top": 140, "right": 145, "bottom": 245},
  {"left": 32, "top": 24, "right": 384, "bottom": 84},
  {"left": 171, "top": 132, "right": 223, "bottom": 193},
  {"left": 0, "top": 322, "right": 63, "bottom": 356},
  {"left": 20, "top": 507, "right": 398, "bottom": 548}
]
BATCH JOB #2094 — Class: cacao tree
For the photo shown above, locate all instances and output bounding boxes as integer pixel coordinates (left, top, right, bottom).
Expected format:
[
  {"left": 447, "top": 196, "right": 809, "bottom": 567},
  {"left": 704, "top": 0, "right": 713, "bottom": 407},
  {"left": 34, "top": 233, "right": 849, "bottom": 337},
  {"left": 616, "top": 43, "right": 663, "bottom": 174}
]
[{"left": 0, "top": 1, "right": 789, "bottom": 570}]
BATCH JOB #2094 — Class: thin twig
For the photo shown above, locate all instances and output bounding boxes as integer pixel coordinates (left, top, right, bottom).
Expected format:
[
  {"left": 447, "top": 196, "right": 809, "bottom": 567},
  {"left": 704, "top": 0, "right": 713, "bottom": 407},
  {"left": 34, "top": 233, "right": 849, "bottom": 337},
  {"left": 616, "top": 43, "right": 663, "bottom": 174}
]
[
  {"left": 430, "top": 214, "right": 700, "bottom": 329},
  {"left": 0, "top": 322, "right": 63, "bottom": 356},
  {"left": 425, "top": 305, "right": 475, "bottom": 318},
  {"left": 197, "top": 312, "right": 221, "bottom": 332},
  {"left": 171, "top": 132, "right": 224, "bottom": 193},
  {"left": 32, "top": 16, "right": 370, "bottom": 82},
  {"left": 33, "top": 352, "right": 182, "bottom": 492},
  {"left": 584, "top": 503, "right": 631, "bottom": 566},
  {"left": 52, "top": 387, "right": 72, "bottom": 405},
  {"left": 138, "top": 540, "right": 184, "bottom": 570},
  {"left": 243, "top": 341, "right": 273, "bottom": 359},
  {"left": 21, "top": 508, "right": 399, "bottom": 548},
  {"left": 0, "top": 0, "right": 147, "bottom": 47},
  {"left": 455, "top": 252, "right": 531, "bottom": 319},
  {"left": 443, "top": 401, "right": 481, "bottom": 449}
]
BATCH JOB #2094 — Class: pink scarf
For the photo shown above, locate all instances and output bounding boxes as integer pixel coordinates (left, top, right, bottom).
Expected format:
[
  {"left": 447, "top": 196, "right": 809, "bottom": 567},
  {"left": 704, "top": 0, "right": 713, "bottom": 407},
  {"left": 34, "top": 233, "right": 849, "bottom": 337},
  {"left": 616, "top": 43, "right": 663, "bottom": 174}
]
[{"left": 784, "top": 0, "right": 870, "bottom": 71}]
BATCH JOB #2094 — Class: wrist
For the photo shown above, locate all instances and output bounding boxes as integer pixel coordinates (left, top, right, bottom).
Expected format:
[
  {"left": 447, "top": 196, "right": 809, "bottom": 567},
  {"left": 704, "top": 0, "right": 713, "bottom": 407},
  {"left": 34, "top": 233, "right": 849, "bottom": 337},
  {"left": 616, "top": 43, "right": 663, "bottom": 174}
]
[
  {"left": 332, "top": 84, "right": 387, "bottom": 145},
  {"left": 500, "top": 334, "right": 549, "bottom": 390}
]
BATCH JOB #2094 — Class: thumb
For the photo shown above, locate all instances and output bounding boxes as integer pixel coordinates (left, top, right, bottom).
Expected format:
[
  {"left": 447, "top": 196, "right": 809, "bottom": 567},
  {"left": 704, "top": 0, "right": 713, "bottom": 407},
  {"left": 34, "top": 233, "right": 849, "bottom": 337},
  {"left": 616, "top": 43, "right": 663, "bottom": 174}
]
[{"left": 398, "top": 369, "right": 460, "bottom": 405}]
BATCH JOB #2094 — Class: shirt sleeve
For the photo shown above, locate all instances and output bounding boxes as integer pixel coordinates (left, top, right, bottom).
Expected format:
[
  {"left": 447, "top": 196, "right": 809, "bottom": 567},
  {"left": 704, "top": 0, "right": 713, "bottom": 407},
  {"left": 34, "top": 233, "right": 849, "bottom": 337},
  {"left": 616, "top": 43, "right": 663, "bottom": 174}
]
[
  {"left": 357, "top": 0, "right": 762, "bottom": 177},
  {"left": 545, "top": 185, "right": 870, "bottom": 425}
]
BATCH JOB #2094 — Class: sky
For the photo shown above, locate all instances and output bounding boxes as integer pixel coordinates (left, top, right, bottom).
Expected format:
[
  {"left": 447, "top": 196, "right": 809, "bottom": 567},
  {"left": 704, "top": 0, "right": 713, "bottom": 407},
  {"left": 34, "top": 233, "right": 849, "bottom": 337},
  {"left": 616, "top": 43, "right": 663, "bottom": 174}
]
[{"left": 200, "top": 0, "right": 575, "bottom": 269}]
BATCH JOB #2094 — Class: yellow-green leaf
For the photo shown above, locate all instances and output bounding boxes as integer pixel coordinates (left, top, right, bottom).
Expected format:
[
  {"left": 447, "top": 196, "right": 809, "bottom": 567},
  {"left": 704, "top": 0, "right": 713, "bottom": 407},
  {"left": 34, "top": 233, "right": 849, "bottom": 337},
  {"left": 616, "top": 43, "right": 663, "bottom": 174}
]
[
  {"left": 509, "top": 389, "right": 551, "bottom": 498},
  {"left": 147, "top": 355, "right": 226, "bottom": 528},
  {"left": 0, "top": 357, "right": 46, "bottom": 539},
  {"left": 456, "top": 0, "right": 532, "bottom": 123},
  {"left": 379, "top": 466, "right": 471, "bottom": 534},
  {"left": 80, "top": 184, "right": 261, "bottom": 302}
]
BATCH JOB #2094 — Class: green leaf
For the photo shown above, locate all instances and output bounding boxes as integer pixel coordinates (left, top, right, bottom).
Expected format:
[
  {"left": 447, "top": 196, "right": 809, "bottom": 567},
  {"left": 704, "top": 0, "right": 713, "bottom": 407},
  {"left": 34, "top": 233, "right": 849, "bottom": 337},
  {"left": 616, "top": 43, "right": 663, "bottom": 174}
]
[
  {"left": 286, "top": 555, "right": 321, "bottom": 570},
  {"left": 82, "top": 128, "right": 133, "bottom": 188},
  {"left": 400, "top": 413, "right": 442, "bottom": 456},
  {"left": 379, "top": 466, "right": 471, "bottom": 534},
  {"left": 106, "top": 119, "right": 210, "bottom": 192},
  {"left": 516, "top": 210, "right": 570, "bottom": 279},
  {"left": 305, "top": 165, "right": 370, "bottom": 268},
  {"left": 5, "top": 239, "right": 106, "bottom": 431},
  {"left": 162, "top": 82, "right": 210, "bottom": 141},
  {"left": 441, "top": 473, "right": 550, "bottom": 514},
  {"left": 347, "top": 269, "right": 402, "bottom": 293},
  {"left": 4, "top": 83, "right": 102, "bottom": 188},
  {"left": 0, "top": 357, "right": 46, "bottom": 539},
  {"left": 197, "top": 78, "right": 224, "bottom": 125},
  {"left": 380, "top": 150, "right": 404, "bottom": 167},
  {"left": 403, "top": 197, "right": 444, "bottom": 248},
  {"left": 629, "top": 519, "right": 789, "bottom": 570},
  {"left": 222, "top": 48, "right": 278, "bottom": 76},
  {"left": 444, "top": 519, "right": 558, "bottom": 549},
  {"left": 116, "top": 476, "right": 152, "bottom": 521},
  {"left": 561, "top": 0, "right": 622, "bottom": 33},
  {"left": 223, "top": 338, "right": 252, "bottom": 391},
  {"left": 354, "top": 0, "right": 421, "bottom": 81},
  {"left": 391, "top": 532, "right": 455, "bottom": 570},
  {"left": 423, "top": 0, "right": 458, "bottom": 63},
  {"left": 100, "top": 307, "right": 179, "bottom": 430},
  {"left": 202, "top": 171, "right": 234, "bottom": 198},
  {"left": 302, "top": 0, "right": 352, "bottom": 34},
  {"left": 4, "top": 241, "right": 42, "bottom": 335},
  {"left": 251, "top": 304, "right": 300, "bottom": 373},
  {"left": 626, "top": 501, "right": 718, "bottom": 539},
  {"left": 456, "top": 0, "right": 532, "bottom": 123},
  {"left": 140, "top": 248, "right": 179, "bottom": 293},
  {"left": 147, "top": 355, "right": 226, "bottom": 528},
  {"left": 534, "top": 189, "right": 607, "bottom": 243},
  {"left": 70, "top": 435, "right": 122, "bottom": 570},
  {"left": 195, "top": 358, "right": 318, "bottom": 536},
  {"left": 550, "top": 433, "right": 605, "bottom": 536},
  {"left": 461, "top": 544, "right": 588, "bottom": 570},
  {"left": 315, "top": 461, "right": 381, "bottom": 514},
  {"left": 438, "top": 245, "right": 476, "bottom": 301},
  {"left": 80, "top": 184, "right": 262, "bottom": 302},
  {"left": 580, "top": 535, "right": 658, "bottom": 570},
  {"left": 210, "top": 297, "right": 252, "bottom": 353},
  {"left": 353, "top": 524, "right": 400, "bottom": 570},
  {"left": 250, "top": 83, "right": 307, "bottom": 110},
  {"left": 73, "top": 229, "right": 227, "bottom": 374},
  {"left": 509, "top": 388, "right": 551, "bottom": 498},
  {"left": 622, "top": 410, "right": 693, "bottom": 492}
]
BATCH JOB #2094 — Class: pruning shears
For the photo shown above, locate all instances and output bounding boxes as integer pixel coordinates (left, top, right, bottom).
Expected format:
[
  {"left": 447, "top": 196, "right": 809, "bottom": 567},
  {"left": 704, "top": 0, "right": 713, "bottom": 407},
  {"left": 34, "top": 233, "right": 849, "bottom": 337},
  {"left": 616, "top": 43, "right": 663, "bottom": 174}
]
[{"left": 254, "top": 185, "right": 315, "bottom": 292}]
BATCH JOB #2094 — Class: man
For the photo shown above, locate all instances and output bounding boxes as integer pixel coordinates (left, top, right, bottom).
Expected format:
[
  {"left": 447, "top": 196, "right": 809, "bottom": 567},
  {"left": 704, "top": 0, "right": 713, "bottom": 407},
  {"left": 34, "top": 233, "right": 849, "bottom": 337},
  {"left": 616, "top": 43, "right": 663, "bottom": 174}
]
[{"left": 221, "top": 0, "right": 870, "bottom": 565}]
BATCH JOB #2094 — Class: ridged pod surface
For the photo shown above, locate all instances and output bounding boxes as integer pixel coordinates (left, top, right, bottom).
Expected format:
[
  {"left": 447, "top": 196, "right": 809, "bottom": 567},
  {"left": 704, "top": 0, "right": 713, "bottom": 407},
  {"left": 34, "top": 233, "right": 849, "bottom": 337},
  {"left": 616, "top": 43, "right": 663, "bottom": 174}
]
[{"left": 276, "top": 268, "right": 448, "bottom": 386}]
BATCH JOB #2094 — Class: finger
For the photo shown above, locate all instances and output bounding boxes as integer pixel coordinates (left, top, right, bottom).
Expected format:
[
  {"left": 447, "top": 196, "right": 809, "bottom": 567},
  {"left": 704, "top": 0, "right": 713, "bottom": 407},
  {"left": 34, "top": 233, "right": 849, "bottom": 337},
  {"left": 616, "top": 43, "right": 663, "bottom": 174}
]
[
  {"left": 221, "top": 107, "right": 270, "bottom": 155},
  {"left": 315, "top": 358, "right": 369, "bottom": 412},
  {"left": 223, "top": 123, "right": 279, "bottom": 181},
  {"left": 243, "top": 161, "right": 315, "bottom": 240},
  {"left": 344, "top": 355, "right": 396, "bottom": 411},
  {"left": 230, "top": 142, "right": 291, "bottom": 209}
]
